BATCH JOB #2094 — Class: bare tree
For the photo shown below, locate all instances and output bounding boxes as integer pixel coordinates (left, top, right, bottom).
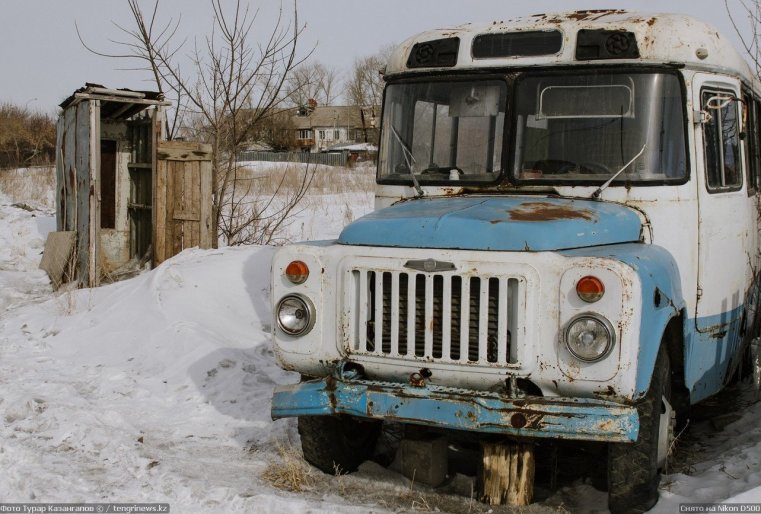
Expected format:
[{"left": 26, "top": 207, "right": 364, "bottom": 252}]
[
  {"left": 79, "top": 0, "right": 317, "bottom": 246},
  {"left": 726, "top": 0, "right": 761, "bottom": 78},
  {"left": 77, "top": 1, "right": 187, "bottom": 139},
  {"left": 345, "top": 45, "right": 393, "bottom": 107},
  {"left": 285, "top": 61, "right": 340, "bottom": 107}
]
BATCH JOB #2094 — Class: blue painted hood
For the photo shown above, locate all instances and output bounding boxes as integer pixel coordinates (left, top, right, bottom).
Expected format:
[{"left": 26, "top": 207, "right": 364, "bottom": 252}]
[{"left": 338, "top": 196, "right": 642, "bottom": 251}]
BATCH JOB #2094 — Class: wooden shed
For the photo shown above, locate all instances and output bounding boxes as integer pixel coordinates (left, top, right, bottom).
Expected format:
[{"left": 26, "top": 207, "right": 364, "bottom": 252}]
[{"left": 47, "top": 84, "right": 214, "bottom": 288}]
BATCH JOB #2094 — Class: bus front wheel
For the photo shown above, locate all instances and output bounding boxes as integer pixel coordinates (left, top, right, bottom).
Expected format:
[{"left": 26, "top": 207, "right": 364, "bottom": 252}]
[
  {"left": 608, "top": 345, "right": 673, "bottom": 514},
  {"left": 298, "top": 415, "right": 381, "bottom": 474}
]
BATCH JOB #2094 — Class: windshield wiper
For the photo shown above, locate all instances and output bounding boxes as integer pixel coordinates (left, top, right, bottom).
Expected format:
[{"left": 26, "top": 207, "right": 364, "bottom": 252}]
[
  {"left": 591, "top": 143, "right": 647, "bottom": 199},
  {"left": 389, "top": 125, "right": 424, "bottom": 196}
]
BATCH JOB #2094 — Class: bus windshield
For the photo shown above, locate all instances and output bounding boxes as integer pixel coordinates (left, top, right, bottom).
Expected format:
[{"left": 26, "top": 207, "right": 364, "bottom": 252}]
[
  {"left": 513, "top": 71, "right": 686, "bottom": 183},
  {"left": 378, "top": 79, "right": 507, "bottom": 185},
  {"left": 377, "top": 71, "right": 687, "bottom": 187}
]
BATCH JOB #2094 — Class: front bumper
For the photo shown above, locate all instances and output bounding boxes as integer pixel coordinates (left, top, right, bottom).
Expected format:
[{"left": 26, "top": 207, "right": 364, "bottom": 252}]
[{"left": 272, "top": 378, "right": 639, "bottom": 443}]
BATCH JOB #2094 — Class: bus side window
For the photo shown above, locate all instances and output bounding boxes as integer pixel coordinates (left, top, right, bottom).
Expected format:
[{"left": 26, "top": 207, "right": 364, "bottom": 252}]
[
  {"left": 742, "top": 92, "right": 759, "bottom": 196},
  {"left": 753, "top": 99, "right": 761, "bottom": 193},
  {"left": 703, "top": 89, "right": 743, "bottom": 192}
]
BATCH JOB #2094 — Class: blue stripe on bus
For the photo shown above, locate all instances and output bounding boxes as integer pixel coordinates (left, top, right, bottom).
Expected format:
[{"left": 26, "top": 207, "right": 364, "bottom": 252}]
[{"left": 684, "top": 306, "right": 745, "bottom": 403}]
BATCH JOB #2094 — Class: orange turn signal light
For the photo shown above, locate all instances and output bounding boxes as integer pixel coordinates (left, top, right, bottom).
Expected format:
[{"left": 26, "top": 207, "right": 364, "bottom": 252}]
[
  {"left": 285, "top": 260, "right": 309, "bottom": 284},
  {"left": 576, "top": 276, "right": 605, "bottom": 303}
]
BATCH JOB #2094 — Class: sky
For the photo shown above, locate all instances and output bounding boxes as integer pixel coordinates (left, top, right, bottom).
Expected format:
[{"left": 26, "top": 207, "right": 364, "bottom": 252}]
[{"left": 0, "top": 0, "right": 755, "bottom": 112}]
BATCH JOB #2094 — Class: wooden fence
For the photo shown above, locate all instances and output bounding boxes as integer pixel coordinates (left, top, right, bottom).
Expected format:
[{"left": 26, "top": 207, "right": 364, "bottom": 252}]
[{"left": 238, "top": 151, "right": 348, "bottom": 167}]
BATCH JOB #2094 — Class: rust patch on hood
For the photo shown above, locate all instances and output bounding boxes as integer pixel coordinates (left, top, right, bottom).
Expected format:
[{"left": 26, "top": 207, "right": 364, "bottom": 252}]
[{"left": 508, "top": 201, "right": 596, "bottom": 222}]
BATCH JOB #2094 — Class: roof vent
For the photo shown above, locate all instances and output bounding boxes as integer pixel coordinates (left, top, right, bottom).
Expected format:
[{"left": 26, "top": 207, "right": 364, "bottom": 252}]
[
  {"left": 576, "top": 30, "right": 639, "bottom": 60},
  {"left": 407, "top": 37, "right": 460, "bottom": 68},
  {"left": 473, "top": 31, "right": 562, "bottom": 58}
]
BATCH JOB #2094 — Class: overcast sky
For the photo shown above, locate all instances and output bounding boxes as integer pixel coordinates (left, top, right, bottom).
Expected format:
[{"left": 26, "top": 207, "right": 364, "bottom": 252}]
[{"left": 0, "top": 0, "right": 753, "bottom": 112}]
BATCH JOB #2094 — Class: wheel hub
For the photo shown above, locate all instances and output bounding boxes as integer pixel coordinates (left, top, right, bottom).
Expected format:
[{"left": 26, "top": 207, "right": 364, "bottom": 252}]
[{"left": 657, "top": 395, "right": 675, "bottom": 469}]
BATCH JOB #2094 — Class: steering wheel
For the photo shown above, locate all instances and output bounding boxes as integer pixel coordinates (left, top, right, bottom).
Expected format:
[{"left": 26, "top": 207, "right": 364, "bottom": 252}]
[
  {"left": 580, "top": 161, "right": 612, "bottom": 174},
  {"left": 421, "top": 166, "right": 464, "bottom": 176}
]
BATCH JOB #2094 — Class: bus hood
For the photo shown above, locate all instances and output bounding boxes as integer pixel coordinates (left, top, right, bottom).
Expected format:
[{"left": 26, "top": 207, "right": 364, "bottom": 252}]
[{"left": 337, "top": 196, "right": 642, "bottom": 251}]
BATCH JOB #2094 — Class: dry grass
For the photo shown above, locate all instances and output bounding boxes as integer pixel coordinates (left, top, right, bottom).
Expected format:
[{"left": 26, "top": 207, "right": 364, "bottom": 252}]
[
  {"left": 261, "top": 443, "right": 316, "bottom": 493},
  {"left": 234, "top": 162, "right": 375, "bottom": 197},
  {"left": 0, "top": 166, "right": 56, "bottom": 209},
  {"left": 220, "top": 162, "right": 375, "bottom": 245}
]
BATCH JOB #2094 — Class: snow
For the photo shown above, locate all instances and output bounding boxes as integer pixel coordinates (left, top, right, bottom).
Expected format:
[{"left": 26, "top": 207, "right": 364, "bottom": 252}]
[{"left": 2, "top": 164, "right": 761, "bottom": 512}]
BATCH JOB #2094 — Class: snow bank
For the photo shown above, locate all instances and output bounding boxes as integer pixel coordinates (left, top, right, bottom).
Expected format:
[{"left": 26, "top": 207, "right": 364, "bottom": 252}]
[{"left": 4, "top": 167, "right": 761, "bottom": 512}]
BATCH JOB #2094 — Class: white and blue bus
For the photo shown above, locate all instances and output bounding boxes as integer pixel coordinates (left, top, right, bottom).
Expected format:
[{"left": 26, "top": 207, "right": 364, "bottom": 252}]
[{"left": 270, "top": 10, "right": 761, "bottom": 512}]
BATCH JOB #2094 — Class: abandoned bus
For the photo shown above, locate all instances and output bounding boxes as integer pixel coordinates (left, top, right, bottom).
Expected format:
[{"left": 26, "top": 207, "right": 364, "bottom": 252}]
[{"left": 270, "top": 11, "right": 761, "bottom": 512}]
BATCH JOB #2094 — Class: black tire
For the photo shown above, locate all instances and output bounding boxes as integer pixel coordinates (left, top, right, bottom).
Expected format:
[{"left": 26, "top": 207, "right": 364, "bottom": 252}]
[
  {"left": 608, "top": 345, "right": 672, "bottom": 514},
  {"left": 298, "top": 415, "right": 382, "bottom": 474}
]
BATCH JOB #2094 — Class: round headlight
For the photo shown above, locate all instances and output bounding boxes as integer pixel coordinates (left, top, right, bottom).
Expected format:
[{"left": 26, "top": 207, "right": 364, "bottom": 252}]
[
  {"left": 276, "top": 294, "right": 315, "bottom": 336},
  {"left": 564, "top": 314, "right": 615, "bottom": 362}
]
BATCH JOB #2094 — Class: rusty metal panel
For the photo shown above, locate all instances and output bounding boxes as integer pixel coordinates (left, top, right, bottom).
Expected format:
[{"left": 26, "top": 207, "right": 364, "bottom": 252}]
[{"left": 272, "top": 378, "right": 639, "bottom": 443}]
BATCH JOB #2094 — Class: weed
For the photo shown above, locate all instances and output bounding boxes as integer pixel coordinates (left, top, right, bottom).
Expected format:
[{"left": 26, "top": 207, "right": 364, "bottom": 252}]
[
  {"left": 261, "top": 443, "right": 315, "bottom": 493},
  {"left": 0, "top": 166, "right": 55, "bottom": 209}
]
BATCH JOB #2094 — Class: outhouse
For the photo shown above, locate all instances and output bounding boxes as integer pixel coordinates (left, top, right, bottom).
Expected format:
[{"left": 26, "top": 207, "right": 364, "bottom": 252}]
[{"left": 46, "top": 84, "right": 214, "bottom": 288}]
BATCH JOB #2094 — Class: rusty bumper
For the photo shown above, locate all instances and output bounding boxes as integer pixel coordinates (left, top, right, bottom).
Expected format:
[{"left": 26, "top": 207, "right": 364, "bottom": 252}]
[{"left": 271, "top": 378, "right": 638, "bottom": 443}]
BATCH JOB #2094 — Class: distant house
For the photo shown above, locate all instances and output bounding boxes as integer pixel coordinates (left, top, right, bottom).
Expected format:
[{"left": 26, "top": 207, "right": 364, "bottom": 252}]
[{"left": 291, "top": 105, "right": 379, "bottom": 153}]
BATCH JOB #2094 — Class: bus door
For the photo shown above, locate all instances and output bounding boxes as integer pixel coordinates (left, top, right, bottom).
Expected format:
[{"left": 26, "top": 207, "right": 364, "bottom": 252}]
[{"left": 691, "top": 73, "right": 751, "bottom": 400}]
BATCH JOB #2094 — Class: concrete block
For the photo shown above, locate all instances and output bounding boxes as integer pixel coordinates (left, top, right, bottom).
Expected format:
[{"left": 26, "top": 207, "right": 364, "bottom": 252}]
[{"left": 400, "top": 435, "right": 448, "bottom": 486}]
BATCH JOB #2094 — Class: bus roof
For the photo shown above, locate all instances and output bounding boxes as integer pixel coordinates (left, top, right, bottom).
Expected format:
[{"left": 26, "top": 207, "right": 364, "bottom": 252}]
[{"left": 385, "top": 10, "right": 755, "bottom": 83}]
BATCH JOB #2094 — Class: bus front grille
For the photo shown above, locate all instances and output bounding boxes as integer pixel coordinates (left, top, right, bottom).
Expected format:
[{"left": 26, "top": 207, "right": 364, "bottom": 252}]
[{"left": 347, "top": 269, "right": 522, "bottom": 365}]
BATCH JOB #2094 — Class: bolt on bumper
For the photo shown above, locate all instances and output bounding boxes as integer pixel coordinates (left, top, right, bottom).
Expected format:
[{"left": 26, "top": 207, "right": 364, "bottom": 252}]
[{"left": 271, "top": 377, "right": 639, "bottom": 443}]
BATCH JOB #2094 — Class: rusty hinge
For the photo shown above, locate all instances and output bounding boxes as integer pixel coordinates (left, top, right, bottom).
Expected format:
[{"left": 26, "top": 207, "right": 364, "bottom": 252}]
[
  {"left": 697, "top": 285, "right": 703, "bottom": 299},
  {"left": 694, "top": 109, "right": 712, "bottom": 125}
]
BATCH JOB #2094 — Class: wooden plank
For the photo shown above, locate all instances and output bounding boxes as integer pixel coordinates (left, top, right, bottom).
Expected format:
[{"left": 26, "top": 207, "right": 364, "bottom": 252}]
[
  {"left": 72, "top": 92, "right": 170, "bottom": 106},
  {"left": 157, "top": 141, "right": 212, "bottom": 161},
  {"left": 151, "top": 106, "right": 162, "bottom": 256},
  {"left": 173, "top": 220, "right": 183, "bottom": 255},
  {"left": 154, "top": 157, "right": 167, "bottom": 265},
  {"left": 199, "top": 157, "right": 212, "bottom": 248},
  {"left": 193, "top": 161, "right": 201, "bottom": 248},
  {"left": 174, "top": 160, "right": 185, "bottom": 253},
  {"left": 89, "top": 100, "right": 100, "bottom": 286},
  {"left": 55, "top": 115, "right": 65, "bottom": 232},
  {"left": 63, "top": 107, "right": 78, "bottom": 233},
  {"left": 171, "top": 211, "right": 200, "bottom": 221},
  {"left": 189, "top": 160, "right": 200, "bottom": 247},
  {"left": 479, "top": 441, "right": 535, "bottom": 506},
  {"left": 75, "top": 100, "right": 91, "bottom": 287},
  {"left": 179, "top": 162, "right": 190, "bottom": 250},
  {"left": 164, "top": 159, "right": 175, "bottom": 263},
  {"left": 40, "top": 231, "right": 77, "bottom": 290}
]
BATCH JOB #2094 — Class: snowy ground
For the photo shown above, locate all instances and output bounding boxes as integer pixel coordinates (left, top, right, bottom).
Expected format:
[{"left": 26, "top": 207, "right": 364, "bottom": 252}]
[{"left": 1, "top": 165, "right": 761, "bottom": 513}]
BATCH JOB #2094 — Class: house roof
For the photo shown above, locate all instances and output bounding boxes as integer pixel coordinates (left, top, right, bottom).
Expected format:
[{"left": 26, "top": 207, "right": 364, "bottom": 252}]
[{"left": 291, "top": 105, "right": 379, "bottom": 130}]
